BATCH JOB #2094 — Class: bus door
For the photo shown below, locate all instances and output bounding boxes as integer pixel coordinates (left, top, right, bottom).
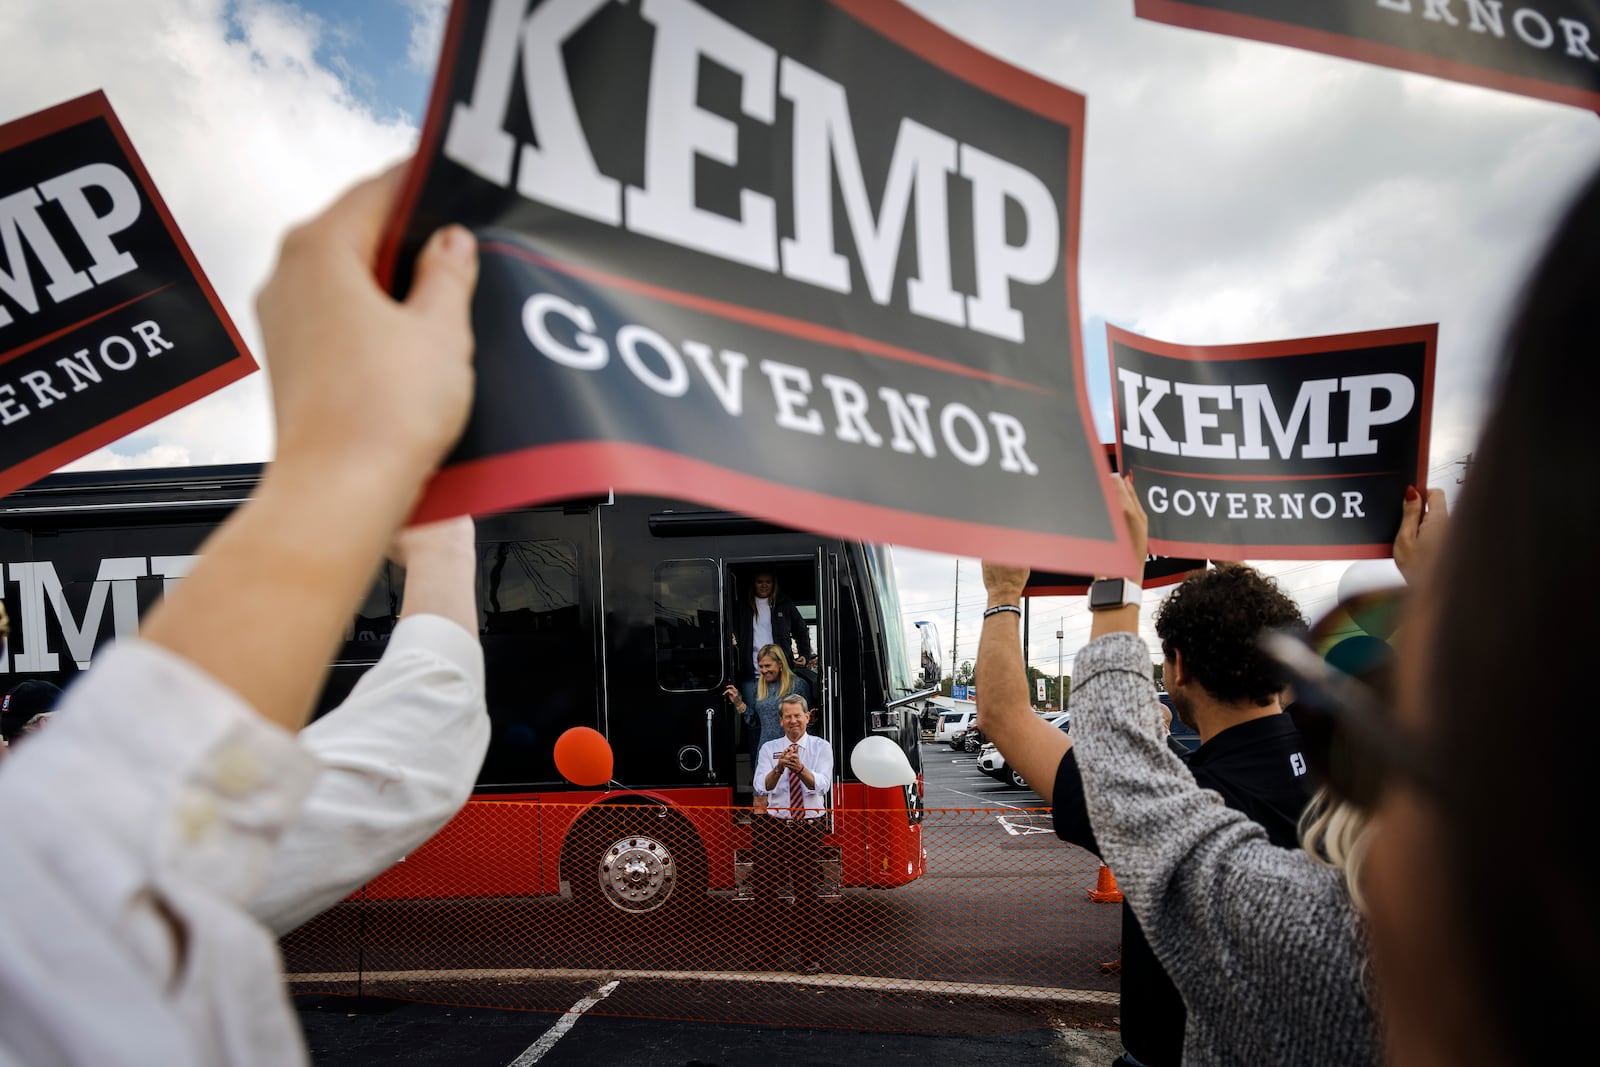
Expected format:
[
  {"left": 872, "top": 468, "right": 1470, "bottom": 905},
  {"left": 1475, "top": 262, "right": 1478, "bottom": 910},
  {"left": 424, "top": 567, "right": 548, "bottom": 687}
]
[
  {"left": 718, "top": 553, "right": 827, "bottom": 802},
  {"left": 602, "top": 552, "right": 729, "bottom": 791}
]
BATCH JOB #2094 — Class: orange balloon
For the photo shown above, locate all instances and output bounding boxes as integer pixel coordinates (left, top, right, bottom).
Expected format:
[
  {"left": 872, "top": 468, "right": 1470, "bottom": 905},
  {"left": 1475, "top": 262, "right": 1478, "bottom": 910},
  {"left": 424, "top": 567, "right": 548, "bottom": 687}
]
[{"left": 554, "top": 726, "right": 613, "bottom": 787}]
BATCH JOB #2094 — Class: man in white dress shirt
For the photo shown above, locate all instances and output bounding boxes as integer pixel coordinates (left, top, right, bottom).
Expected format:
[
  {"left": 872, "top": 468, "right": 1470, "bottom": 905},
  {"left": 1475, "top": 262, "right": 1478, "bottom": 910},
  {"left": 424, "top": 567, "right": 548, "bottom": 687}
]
[{"left": 749, "top": 694, "right": 833, "bottom": 974}]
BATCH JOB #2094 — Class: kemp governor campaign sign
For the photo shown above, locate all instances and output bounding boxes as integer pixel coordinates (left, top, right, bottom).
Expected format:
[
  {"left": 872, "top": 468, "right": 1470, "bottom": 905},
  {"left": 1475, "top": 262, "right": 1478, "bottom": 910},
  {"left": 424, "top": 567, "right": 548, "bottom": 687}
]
[
  {"left": 379, "top": 0, "right": 1130, "bottom": 575},
  {"left": 0, "top": 92, "right": 255, "bottom": 499},
  {"left": 1137, "top": 0, "right": 1600, "bottom": 111},
  {"left": 1110, "top": 323, "right": 1436, "bottom": 560}
]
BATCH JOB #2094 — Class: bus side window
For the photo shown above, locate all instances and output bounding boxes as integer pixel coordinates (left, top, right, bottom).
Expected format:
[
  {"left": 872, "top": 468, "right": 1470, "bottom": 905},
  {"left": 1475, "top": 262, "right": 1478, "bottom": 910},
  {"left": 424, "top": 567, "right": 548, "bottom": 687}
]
[
  {"left": 654, "top": 560, "right": 721, "bottom": 692},
  {"left": 475, "top": 539, "right": 584, "bottom": 786},
  {"left": 343, "top": 564, "right": 399, "bottom": 658}
]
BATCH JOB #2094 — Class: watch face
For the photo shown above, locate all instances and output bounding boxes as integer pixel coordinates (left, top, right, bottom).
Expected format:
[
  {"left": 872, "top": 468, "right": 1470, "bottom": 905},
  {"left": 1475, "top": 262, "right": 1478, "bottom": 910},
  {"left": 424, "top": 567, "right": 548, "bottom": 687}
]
[{"left": 1088, "top": 579, "right": 1125, "bottom": 610}]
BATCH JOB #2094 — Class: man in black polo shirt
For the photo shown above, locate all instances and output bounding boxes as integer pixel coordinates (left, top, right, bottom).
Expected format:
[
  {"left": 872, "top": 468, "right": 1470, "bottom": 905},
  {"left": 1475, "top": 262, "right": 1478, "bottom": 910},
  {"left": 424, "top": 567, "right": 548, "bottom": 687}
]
[{"left": 992, "top": 563, "right": 1312, "bottom": 1067}]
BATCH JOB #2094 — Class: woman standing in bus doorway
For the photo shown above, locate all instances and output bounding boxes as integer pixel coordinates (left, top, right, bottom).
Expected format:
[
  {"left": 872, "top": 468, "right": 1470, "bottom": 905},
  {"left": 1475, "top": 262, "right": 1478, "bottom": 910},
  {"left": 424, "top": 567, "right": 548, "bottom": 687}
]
[
  {"left": 734, "top": 571, "right": 813, "bottom": 682},
  {"left": 724, "top": 644, "right": 812, "bottom": 779}
]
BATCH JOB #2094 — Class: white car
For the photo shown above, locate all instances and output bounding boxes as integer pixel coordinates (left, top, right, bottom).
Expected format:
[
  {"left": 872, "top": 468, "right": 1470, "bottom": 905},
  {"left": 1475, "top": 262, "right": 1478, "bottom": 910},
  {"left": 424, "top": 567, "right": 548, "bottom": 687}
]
[
  {"left": 932, "top": 707, "right": 976, "bottom": 747},
  {"left": 978, "top": 712, "right": 1068, "bottom": 789}
]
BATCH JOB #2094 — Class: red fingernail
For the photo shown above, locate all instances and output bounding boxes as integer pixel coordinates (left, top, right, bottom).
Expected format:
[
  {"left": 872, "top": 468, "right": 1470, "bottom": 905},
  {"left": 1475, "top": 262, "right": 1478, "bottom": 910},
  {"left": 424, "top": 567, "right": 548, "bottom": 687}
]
[{"left": 1404, "top": 485, "right": 1419, "bottom": 501}]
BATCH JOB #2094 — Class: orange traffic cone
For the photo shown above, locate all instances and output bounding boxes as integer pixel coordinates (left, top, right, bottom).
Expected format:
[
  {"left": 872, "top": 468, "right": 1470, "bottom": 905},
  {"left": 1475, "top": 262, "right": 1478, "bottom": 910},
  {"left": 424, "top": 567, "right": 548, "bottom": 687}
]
[{"left": 1087, "top": 863, "right": 1124, "bottom": 903}]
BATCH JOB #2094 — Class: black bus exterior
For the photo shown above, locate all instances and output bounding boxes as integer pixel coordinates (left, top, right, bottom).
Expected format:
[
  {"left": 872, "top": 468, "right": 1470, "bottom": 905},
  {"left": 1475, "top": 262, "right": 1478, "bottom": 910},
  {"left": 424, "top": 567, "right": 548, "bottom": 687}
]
[{"left": 0, "top": 464, "right": 933, "bottom": 915}]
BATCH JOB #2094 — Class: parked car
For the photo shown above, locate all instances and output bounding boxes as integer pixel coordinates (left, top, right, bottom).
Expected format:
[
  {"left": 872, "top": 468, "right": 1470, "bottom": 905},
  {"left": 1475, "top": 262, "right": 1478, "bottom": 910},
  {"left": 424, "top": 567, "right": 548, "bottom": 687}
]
[
  {"left": 932, "top": 707, "right": 976, "bottom": 747},
  {"left": 961, "top": 723, "right": 987, "bottom": 753},
  {"left": 978, "top": 712, "right": 1068, "bottom": 788},
  {"left": 1160, "top": 692, "right": 1200, "bottom": 753}
]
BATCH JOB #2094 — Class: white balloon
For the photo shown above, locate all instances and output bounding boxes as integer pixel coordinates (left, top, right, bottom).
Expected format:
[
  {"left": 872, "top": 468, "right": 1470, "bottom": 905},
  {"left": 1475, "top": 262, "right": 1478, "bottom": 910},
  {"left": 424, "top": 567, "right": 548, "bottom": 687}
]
[
  {"left": 850, "top": 735, "right": 917, "bottom": 789},
  {"left": 1336, "top": 558, "right": 1404, "bottom": 603}
]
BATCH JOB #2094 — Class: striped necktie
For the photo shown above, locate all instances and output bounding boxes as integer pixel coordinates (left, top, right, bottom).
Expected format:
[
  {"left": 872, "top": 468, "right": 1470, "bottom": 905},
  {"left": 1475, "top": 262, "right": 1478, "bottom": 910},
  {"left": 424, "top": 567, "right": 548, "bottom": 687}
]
[{"left": 787, "top": 743, "right": 805, "bottom": 817}]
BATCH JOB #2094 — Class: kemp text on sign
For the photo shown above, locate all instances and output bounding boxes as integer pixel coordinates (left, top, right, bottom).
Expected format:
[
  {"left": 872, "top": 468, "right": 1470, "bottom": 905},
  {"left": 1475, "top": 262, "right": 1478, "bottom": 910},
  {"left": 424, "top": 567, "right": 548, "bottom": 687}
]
[
  {"left": 1136, "top": 0, "right": 1600, "bottom": 112},
  {"left": 380, "top": 0, "right": 1130, "bottom": 575},
  {"left": 1109, "top": 323, "right": 1436, "bottom": 560},
  {"left": 0, "top": 92, "right": 255, "bottom": 499}
]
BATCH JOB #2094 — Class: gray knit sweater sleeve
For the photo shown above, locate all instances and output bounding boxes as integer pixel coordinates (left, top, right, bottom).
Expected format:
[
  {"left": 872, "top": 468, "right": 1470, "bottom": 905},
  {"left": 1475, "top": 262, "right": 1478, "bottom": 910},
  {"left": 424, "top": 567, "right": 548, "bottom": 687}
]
[{"left": 1070, "top": 632, "right": 1380, "bottom": 1067}]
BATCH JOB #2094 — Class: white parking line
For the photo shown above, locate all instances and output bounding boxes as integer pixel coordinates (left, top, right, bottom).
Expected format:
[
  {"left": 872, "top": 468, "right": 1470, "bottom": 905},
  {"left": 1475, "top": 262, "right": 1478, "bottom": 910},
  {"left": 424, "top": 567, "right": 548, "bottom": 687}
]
[
  {"left": 506, "top": 979, "right": 619, "bottom": 1065},
  {"left": 930, "top": 783, "right": 1032, "bottom": 810}
]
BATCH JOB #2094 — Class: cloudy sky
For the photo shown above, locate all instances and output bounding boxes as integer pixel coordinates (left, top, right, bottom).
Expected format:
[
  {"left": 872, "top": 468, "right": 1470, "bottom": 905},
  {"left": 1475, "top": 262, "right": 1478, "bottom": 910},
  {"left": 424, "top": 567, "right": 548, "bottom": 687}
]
[{"left": 6, "top": 0, "right": 1597, "bottom": 680}]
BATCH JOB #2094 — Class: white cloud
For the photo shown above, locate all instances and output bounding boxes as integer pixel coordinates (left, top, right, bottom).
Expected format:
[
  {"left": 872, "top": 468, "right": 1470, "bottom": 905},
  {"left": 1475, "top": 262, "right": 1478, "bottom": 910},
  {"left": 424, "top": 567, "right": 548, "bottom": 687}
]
[
  {"left": 2, "top": 0, "right": 419, "bottom": 469},
  {"left": 402, "top": 0, "right": 449, "bottom": 72}
]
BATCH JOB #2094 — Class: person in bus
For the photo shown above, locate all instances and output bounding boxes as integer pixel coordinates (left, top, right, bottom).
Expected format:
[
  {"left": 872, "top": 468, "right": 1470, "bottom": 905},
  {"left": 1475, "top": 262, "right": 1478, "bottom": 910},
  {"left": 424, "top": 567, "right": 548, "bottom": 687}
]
[
  {"left": 0, "top": 163, "right": 480, "bottom": 1065},
  {"left": 724, "top": 643, "right": 812, "bottom": 781},
  {"left": 733, "top": 570, "right": 813, "bottom": 680},
  {"left": 748, "top": 693, "right": 834, "bottom": 974}
]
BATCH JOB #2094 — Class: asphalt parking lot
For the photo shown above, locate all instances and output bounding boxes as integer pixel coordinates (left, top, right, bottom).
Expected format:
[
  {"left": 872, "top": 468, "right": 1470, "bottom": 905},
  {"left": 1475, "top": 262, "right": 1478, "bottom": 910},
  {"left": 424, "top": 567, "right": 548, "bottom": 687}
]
[{"left": 296, "top": 740, "right": 1126, "bottom": 1065}]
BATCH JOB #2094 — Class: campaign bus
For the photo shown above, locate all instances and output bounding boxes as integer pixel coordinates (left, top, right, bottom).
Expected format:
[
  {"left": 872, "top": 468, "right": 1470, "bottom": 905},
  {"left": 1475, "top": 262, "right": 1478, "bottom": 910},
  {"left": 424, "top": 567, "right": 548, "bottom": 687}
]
[{"left": 0, "top": 464, "right": 941, "bottom": 918}]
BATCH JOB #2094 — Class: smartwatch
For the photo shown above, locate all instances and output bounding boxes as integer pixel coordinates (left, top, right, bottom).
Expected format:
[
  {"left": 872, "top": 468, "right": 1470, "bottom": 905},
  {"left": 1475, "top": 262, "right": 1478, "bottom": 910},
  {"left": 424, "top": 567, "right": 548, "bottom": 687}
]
[{"left": 1087, "top": 577, "right": 1141, "bottom": 611}]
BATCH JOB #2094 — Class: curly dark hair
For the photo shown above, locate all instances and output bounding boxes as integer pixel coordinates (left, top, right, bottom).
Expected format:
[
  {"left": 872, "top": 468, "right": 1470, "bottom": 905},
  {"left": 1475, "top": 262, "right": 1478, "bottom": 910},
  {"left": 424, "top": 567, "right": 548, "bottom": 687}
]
[{"left": 1153, "top": 565, "right": 1306, "bottom": 706}]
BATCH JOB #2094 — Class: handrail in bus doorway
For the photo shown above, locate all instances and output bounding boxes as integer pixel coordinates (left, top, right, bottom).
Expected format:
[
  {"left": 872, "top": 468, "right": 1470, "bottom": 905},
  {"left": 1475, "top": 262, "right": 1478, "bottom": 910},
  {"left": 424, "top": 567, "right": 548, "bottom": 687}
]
[{"left": 704, "top": 706, "right": 715, "bottom": 779}]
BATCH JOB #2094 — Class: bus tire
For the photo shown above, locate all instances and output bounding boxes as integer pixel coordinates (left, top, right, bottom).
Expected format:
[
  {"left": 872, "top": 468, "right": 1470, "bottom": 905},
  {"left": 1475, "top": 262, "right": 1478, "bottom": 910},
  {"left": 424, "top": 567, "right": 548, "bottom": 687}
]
[{"left": 564, "top": 805, "right": 706, "bottom": 918}]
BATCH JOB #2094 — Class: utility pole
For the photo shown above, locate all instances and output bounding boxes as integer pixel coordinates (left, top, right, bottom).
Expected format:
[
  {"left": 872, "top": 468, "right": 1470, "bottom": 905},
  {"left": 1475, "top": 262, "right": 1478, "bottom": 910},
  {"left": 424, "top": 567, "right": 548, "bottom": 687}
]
[
  {"left": 1022, "top": 598, "right": 1031, "bottom": 691},
  {"left": 950, "top": 560, "right": 960, "bottom": 682},
  {"left": 1057, "top": 617, "right": 1065, "bottom": 712}
]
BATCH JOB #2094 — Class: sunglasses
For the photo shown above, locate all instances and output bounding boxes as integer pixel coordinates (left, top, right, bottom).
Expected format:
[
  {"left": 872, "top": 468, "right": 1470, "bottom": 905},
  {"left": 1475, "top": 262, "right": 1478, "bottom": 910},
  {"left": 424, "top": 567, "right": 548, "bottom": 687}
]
[{"left": 1259, "top": 586, "right": 1438, "bottom": 810}]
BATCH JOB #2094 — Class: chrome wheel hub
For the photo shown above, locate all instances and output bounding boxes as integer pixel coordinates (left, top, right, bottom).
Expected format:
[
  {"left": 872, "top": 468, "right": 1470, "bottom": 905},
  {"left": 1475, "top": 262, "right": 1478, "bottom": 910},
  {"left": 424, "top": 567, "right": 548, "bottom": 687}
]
[{"left": 599, "top": 834, "right": 677, "bottom": 912}]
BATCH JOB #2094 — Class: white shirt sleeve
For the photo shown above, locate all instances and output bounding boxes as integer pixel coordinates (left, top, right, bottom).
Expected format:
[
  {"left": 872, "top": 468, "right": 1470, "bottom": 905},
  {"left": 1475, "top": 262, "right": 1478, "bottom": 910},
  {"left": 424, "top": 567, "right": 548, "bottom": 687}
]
[
  {"left": 0, "top": 638, "right": 321, "bottom": 1067},
  {"left": 752, "top": 737, "right": 777, "bottom": 796},
  {"left": 251, "top": 614, "right": 487, "bottom": 935},
  {"left": 806, "top": 735, "right": 834, "bottom": 799}
]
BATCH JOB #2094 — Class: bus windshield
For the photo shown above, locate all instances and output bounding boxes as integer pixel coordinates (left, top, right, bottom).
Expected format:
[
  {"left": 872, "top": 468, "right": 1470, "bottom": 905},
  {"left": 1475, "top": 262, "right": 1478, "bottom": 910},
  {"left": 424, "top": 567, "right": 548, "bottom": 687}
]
[{"left": 865, "top": 543, "right": 914, "bottom": 697}]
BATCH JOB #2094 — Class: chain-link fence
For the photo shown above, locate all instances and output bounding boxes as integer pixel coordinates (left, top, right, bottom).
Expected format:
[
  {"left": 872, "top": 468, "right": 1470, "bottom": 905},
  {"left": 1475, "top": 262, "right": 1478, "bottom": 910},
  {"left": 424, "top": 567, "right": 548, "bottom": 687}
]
[{"left": 282, "top": 803, "right": 1124, "bottom": 1034}]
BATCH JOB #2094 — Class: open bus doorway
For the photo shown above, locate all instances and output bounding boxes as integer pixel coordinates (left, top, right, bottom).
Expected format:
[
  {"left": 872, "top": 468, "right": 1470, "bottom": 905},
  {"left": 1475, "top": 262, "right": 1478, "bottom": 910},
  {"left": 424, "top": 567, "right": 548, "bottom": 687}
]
[{"left": 726, "top": 557, "right": 823, "bottom": 806}]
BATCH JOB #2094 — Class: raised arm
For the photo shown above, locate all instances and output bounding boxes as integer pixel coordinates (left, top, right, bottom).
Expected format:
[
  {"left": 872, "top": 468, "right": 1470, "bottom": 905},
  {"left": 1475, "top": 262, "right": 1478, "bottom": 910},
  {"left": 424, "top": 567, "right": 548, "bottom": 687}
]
[
  {"left": 975, "top": 563, "right": 1071, "bottom": 805},
  {"left": 251, "top": 517, "right": 488, "bottom": 935},
  {"left": 137, "top": 168, "right": 479, "bottom": 734}
]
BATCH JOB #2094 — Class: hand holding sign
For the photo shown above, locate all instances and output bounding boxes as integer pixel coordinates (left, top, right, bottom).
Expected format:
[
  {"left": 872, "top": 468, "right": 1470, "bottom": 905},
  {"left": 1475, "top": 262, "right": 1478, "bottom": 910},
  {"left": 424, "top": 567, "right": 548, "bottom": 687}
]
[{"left": 259, "top": 166, "right": 478, "bottom": 484}]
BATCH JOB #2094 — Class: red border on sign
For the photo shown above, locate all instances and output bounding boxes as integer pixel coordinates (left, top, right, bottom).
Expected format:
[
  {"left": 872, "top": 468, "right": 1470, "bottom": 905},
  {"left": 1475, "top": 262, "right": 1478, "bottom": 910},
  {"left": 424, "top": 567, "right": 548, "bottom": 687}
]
[
  {"left": 0, "top": 362, "right": 251, "bottom": 501},
  {"left": 0, "top": 92, "right": 257, "bottom": 495},
  {"left": 381, "top": 0, "right": 1130, "bottom": 574},
  {"left": 410, "top": 439, "right": 1106, "bottom": 570},
  {"left": 1105, "top": 321, "right": 1437, "bottom": 560},
  {"left": 1135, "top": 0, "right": 1600, "bottom": 112}
]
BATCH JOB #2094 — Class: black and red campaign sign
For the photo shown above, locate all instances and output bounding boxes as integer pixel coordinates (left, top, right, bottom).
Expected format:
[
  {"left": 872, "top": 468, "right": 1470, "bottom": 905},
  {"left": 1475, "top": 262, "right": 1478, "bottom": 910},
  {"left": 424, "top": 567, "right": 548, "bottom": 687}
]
[
  {"left": 1109, "top": 323, "right": 1436, "bottom": 560},
  {"left": 1136, "top": 0, "right": 1600, "bottom": 111},
  {"left": 0, "top": 92, "right": 255, "bottom": 499},
  {"left": 379, "top": 0, "right": 1131, "bottom": 575},
  {"left": 1025, "top": 443, "right": 1207, "bottom": 595}
]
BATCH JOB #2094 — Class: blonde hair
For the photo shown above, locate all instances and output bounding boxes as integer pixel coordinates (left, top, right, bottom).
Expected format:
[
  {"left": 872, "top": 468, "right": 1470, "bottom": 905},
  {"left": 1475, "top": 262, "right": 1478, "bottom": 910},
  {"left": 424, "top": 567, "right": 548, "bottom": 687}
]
[
  {"left": 1299, "top": 785, "right": 1375, "bottom": 914},
  {"left": 755, "top": 643, "right": 795, "bottom": 702}
]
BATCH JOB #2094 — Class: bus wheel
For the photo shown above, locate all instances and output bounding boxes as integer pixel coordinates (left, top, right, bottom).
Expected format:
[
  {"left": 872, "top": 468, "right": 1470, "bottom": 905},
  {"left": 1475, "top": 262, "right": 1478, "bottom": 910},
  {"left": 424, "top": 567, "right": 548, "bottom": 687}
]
[{"left": 566, "top": 807, "right": 706, "bottom": 917}]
